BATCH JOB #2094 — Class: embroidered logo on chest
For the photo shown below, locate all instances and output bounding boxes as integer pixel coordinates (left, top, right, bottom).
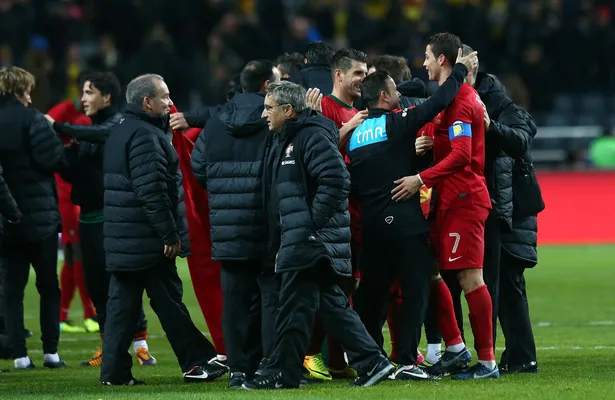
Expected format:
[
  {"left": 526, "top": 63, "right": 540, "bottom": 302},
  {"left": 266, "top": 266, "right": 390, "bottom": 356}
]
[{"left": 281, "top": 143, "right": 295, "bottom": 165}]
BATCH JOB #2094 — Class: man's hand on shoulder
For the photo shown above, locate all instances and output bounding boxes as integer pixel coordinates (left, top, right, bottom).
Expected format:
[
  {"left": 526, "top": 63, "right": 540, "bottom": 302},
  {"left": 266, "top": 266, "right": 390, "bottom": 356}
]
[{"left": 346, "top": 110, "right": 368, "bottom": 131}]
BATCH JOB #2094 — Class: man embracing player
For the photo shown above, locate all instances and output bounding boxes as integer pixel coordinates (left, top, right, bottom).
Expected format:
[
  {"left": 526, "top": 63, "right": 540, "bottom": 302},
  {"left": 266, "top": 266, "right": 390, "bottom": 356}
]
[{"left": 392, "top": 32, "right": 499, "bottom": 380}]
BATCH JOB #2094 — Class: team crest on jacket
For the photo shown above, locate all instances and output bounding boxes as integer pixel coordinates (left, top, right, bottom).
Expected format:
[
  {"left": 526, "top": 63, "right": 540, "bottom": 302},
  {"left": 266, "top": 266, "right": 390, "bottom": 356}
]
[{"left": 282, "top": 143, "right": 295, "bottom": 165}]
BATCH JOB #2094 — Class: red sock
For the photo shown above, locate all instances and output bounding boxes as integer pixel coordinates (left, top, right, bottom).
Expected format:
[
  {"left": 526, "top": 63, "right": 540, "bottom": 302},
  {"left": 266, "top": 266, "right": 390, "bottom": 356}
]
[
  {"left": 59, "top": 263, "right": 76, "bottom": 322},
  {"left": 327, "top": 335, "right": 347, "bottom": 369},
  {"left": 73, "top": 260, "right": 97, "bottom": 320},
  {"left": 387, "top": 283, "right": 402, "bottom": 360},
  {"left": 433, "top": 279, "right": 463, "bottom": 347},
  {"left": 307, "top": 317, "right": 326, "bottom": 355},
  {"left": 133, "top": 331, "right": 147, "bottom": 342},
  {"left": 465, "top": 284, "right": 494, "bottom": 361}
]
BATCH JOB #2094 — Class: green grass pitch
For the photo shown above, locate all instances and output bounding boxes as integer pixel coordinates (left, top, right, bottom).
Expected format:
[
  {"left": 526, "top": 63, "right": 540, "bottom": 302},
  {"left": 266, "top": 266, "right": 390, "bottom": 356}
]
[{"left": 2, "top": 245, "right": 615, "bottom": 399}]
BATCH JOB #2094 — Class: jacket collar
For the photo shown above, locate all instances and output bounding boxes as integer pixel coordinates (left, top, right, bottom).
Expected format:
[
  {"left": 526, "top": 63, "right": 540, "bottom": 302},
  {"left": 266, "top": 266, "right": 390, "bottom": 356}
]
[
  {"left": 90, "top": 105, "right": 117, "bottom": 125},
  {"left": 366, "top": 108, "right": 390, "bottom": 118},
  {"left": 123, "top": 103, "right": 168, "bottom": 131},
  {"left": 0, "top": 94, "right": 23, "bottom": 107}
]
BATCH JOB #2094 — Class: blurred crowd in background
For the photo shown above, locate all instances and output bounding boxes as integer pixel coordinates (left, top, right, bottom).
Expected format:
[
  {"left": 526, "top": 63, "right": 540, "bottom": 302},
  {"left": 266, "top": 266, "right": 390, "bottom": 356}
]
[{"left": 1, "top": 0, "right": 614, "bottom": 167}]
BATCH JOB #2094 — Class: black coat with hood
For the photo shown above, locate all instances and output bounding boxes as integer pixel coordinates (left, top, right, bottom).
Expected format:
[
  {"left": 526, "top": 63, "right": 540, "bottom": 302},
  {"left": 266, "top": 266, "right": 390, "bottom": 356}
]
[
  {"left": 354, "top": 78, "right": 429, "bottom": 110},
  {"left": 291, "top": 64, "right": 333, "bottom": 95},
  {"left": 475, "top": 72, "right": 534, "bottom": 232},
  {"left": 0, "top": 95, "right": 65, "bottom": 242},
  {"left": 191, "top": 92, "right": 269, "bottom": 261},
  {"left": 263, "top": 110, "right": 351, "bottom": 276}
]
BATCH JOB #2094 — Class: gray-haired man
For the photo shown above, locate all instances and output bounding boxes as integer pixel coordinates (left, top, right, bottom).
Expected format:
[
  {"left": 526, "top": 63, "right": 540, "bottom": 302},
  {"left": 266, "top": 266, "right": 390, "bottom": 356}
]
[
  {"left": 100, "top": 74, "right": 227, "bottom": 385},
  {"left": 242, "top": 81, "right": 394, "bottom": 390}
]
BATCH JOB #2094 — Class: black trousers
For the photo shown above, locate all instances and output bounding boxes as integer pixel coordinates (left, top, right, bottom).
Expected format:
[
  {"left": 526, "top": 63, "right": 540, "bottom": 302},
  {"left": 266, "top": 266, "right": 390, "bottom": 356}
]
[
  {"left": 265, "top": 264, "right": 382, "bottom": 386},
  {"left": 101, "top": 259, "right": 217, "bottom": 383},
  {"left": 426, "top": 212, "right": 501, "bottom": 347},
  {"left": 257, "top": 271, "right": 280, "bottom": 359},
  {"left": 220, "top": 260, "right": 263, "bottom": 375},
  {"left": 498, "top": 251, "right": 537, "bottom": 367},
  {"left": 354, "top": 232, "right": 433, "bottom": 365},
  {"left": 80, "top": 221, "right": 148, "bottom": 336},
  {"left": 0, "top": 234, "right": 60, "bottom": 358}
]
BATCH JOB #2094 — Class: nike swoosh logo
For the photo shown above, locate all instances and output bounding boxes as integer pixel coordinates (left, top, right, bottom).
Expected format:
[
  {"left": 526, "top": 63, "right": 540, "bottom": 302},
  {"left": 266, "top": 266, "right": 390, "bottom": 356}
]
[
  {"left": 448, "top": 256, "right": 462, "bottom": 262},
  {"left": 275, "top": 383, "right": 283, "bottom": 388},
  {"left": 367, "top": 362, "right": 380, "bottom": 376}
]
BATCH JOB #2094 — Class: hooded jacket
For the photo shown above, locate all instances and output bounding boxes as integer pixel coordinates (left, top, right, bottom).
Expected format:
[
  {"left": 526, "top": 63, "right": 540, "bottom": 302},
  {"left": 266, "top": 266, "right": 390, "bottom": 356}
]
[
  {"left": 475, "top": 72, "right": 534, "bottom": 232},
  {"left": 191, "top": 92, "right": 269, "bottom": 261},
  {"left": 263, "top": 110, "right": 351, "bottom": 276},
  {"left": 0, "top": 95, "right": 65, "bottom": 242},
  {"left": 291, "top": 64, "right": 333, "bottom": 95},
  {"left": 103, "top": 104, "right": 190, "bottom": 271}
]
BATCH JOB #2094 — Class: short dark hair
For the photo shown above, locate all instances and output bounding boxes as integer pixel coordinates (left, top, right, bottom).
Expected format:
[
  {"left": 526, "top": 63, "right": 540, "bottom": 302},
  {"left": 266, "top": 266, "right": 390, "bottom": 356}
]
[
  {"left": 371, "top": 55, "right": 411, "bottom": 84},
  {"left": 276, "top": 52, "right": 304, "bottom": 77},
  {"left": 83, "top": 71, "right": 121, "bottom": 106},
  {"left": 240, "top": 60, "right": 276, "bottom": 93},
  {"left": 330, "top": 48, "right": 368, "bottom": 73},
  {"left": 427, "top": 32, "right": 462, "bottom": 67},
  {"left": 462, "top": 44, "right": 479, "bottom": 81},
  {"left": 360, "top": 70, "right": 392, "bottom": 109},
  {"left": 226, "top": 73, "right": 242, "bottom": 101},
  {"left": 304, "top": 41, "right": 335, "bottom": 65}
]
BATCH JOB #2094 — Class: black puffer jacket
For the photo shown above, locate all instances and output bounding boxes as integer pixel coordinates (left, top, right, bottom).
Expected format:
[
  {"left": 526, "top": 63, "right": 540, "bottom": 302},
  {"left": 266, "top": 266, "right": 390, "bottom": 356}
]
[
  {"left": 264, "top": 110, "right": 351, "bottom": 276},
  {"left": 0, "top": 96, "right": 65, "bottom": 242},
  {"left": 103, "top": 104, "right": 189, "bottom": 271},
  {"left": 291, "top": 64, "right": 333, "bottom": 95},
  {"left": 191, "top": 92, "right": 268, "bottom": 261},
  {"left": 57, "top": 106, "right": 122, "bottom": 212},
  {"left": 475, "top": 72, "right": 533, "bottom": 232},
  {"left": 0, "top": 162, "right": 21, "bottom": 235},
  {"left": 501, "top": 118, "right": 540, "bottom": 268}
]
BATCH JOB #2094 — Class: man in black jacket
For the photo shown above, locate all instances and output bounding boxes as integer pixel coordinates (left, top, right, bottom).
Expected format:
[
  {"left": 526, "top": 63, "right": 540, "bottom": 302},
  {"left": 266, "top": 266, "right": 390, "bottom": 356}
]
[
  {"left": 191, "top": 59, "right": 280, "bottom": 388},
  {"left": 242, "top": 81, "right": 394, "bottom": 390},
  {"left": 49, "top": 71, "right": 155, "bottom": 368},
  {"left": 101, "top": 74, "right": 226, "bottom": 385},
  {"left": 0, "top": 67, "right": 67, "bottom": 370},
  {"left": 348, "top": 57, "right": 473, "bottom": 381},
  {"left": 499, "top": 117, "right": 540, "bottom": 374}
]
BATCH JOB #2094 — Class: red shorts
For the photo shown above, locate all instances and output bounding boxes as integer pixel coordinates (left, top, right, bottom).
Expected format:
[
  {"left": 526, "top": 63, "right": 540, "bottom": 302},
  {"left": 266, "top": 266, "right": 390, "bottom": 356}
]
[{"left": 430, "top": 206, "right": 489, "bottom": 271}]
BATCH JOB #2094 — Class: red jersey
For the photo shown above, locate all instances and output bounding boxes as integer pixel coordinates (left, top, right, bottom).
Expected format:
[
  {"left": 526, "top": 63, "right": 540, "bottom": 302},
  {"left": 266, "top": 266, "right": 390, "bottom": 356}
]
[
  {"left": 321, "top": 94, "right": 358, "bottom": 158},
  {"left": 321, "top": 94, "right": 362, "bottom": 243},
  {"left": 48, "top": 99, "right": 91, "bottom": 126},
  {"left": 419, "top": 83, "right": 491, "bottom": 211}
]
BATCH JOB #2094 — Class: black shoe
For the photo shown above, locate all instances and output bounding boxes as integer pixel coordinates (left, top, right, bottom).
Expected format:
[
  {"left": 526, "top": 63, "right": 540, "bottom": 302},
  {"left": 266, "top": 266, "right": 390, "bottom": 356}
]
[
  {"left": 392, "top": 364, "right": 441, "bottom": 381},
  {"left": 43, "top": 359, "right": 67, "bottom": 369},
  {"left": 102, "top": 378, "right": 145, "bottom": 386},
  {"left": 208, "top": 356, "right": 229, "bottom": 371},
  {"left": 349, "top": 357, "right": 395, "bottom": 387},
  {"left": 14, "top": 361, "right": 35, "bottom": 370},
  {"left": 229, "top": 372, "right": 247, "bottom": 389},
  {"left": 183, "top": 364, "right": 227, "bottom": 382},
  {"left": 254, "top": 357, "right": 268, "bottom": 377},
  {"left": 241, "top": 371, "right": 296, "bottom": 390},
  {"left": 499, "top": 361, "right": 538, "bottom": 374}
]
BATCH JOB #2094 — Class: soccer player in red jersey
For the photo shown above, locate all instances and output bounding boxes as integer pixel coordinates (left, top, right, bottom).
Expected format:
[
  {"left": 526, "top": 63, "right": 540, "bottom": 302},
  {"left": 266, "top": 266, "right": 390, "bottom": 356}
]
[
  {"left": 391, "top": 33, "right": 499, "bottom": 379},
  {"left": 303, "top": 49, "right": 368, "bottom": 380},
  {"left": 47, "top": 99, "right": 98, "bottom": 334}
]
